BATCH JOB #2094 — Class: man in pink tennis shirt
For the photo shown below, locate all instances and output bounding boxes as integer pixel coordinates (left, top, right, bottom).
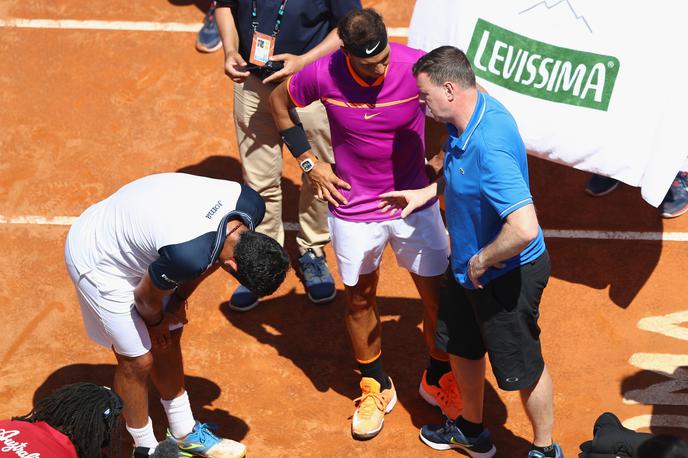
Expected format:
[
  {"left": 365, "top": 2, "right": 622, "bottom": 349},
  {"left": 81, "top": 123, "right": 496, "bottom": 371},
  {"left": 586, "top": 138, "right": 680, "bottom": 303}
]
[{"left": 269, "top": 8, "right": 461, "bottom": 440}]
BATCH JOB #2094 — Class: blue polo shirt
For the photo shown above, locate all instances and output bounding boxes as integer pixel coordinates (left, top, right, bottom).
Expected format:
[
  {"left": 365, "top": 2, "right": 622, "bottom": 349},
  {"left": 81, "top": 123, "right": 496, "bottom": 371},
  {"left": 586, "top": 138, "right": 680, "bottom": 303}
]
[{"left": 444, "top": 92, "right": 545, "bottom": 289}]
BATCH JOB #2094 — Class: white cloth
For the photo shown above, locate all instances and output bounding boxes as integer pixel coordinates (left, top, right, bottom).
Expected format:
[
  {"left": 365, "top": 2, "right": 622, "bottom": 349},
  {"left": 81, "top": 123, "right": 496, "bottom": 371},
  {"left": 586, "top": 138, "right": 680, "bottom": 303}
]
[
  {"left": 66, "top": 242, "right": 183, "bottom": 357},
  {"left": 408, "top": 0, "right": 688, "bottom": 206},
  {"left": 328, "top": 202, "right": 449, "bottom": 286},
  {"left": 67, "top": 173, "right": 246, "bottom": 311}
]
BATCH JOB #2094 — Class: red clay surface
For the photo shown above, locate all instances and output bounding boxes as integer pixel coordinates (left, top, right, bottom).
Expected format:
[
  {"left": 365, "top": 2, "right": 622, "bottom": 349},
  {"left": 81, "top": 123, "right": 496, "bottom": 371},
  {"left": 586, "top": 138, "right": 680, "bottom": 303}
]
[{"left": 2, "top": 1, "right": 688, "bottom": 457}]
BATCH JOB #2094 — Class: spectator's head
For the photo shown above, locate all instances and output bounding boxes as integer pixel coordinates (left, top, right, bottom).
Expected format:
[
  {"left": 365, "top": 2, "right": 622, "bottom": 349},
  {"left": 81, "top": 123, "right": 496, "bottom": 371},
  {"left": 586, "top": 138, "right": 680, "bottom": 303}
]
[
  {"left": 412, "top": 46, "right": 476, "bottom": 123},
  {"left": 223, "top": 230, "right": 289, "bottom": 297},
  {"left": 637, "top": 434, "right": 688, "bottom": 458},
  {"left": 13, "top": 383, "right": 123, "bottom": 458},
  {"left": 338, "top": 9, "right": 390, "bottom": 81}
]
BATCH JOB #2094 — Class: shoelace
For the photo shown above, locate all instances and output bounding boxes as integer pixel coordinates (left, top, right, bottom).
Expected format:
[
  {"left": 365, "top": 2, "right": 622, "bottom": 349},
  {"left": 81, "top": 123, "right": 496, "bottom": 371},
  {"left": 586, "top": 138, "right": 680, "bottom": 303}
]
[
  {"left": 354, "top": 391, "right": 386, "bottom": 419},
  {"left": 441, "top": 374, "right": 462, "bottom": 408},
  {"left": 441, "top": 418, "right": 460, "bottom": 435},
  {"left": 677, "top": 172, "right": 688, "bottom": 189},
  {"left": 302, "top": 254, "right": 326, "bottom": 280},
  {"left": 185, "top": 422, "right": 218, "bottom": 445},
  {"left": 204, "top": 8, "right": 216, "bottom": 25}
]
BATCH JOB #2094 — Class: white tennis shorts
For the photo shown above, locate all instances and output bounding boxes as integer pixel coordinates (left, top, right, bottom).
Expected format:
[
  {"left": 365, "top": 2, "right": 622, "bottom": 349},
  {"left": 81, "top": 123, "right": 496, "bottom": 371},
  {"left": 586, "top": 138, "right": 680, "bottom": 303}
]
[
  {"left": 65, "top": 242, "right": 182, "bottom": 357},
  {"left": 328, "top": 201, "right": 450, "bottom": 286}
]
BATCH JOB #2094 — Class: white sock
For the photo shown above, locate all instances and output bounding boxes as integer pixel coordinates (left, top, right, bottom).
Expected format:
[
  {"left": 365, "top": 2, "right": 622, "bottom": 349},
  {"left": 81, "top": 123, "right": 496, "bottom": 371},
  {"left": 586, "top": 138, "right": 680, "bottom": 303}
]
[
  {"left": 126, "top": 417, "right": 158, "bottom": 448},
  {"left": 161, "top": 390, "right": 196, "bottom": 439}
]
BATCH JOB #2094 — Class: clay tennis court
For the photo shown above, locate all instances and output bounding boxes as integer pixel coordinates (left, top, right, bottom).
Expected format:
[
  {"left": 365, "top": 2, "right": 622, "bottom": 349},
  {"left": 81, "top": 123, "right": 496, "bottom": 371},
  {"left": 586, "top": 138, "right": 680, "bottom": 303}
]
[{"left": 1, "top": 0, "right": 687, "bottom": 456}]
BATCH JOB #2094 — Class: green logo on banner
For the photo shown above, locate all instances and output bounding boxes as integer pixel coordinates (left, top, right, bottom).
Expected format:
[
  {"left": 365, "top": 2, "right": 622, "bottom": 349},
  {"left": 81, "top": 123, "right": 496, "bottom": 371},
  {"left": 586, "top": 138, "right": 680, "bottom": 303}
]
[{"left": 466, "top": 18, "right": 619, "bottom": 111}]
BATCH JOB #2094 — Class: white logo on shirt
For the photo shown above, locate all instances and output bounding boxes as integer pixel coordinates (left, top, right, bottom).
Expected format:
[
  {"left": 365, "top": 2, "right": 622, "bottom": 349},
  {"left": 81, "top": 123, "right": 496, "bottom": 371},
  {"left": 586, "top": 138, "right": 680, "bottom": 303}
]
[
  {"left": 0, "top": 428, "right": 41, "bottom": 457},
  {"left": 161, "top": 273, "right": 179, "bottom": 285},
  {"left": 365, "top": 41, "right": 381, "bottom": 55}
]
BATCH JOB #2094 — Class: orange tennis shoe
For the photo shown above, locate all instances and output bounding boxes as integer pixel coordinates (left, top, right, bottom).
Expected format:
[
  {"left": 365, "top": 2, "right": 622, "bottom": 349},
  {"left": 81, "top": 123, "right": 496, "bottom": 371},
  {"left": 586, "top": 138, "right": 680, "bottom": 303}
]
[
  {"left": 351, "top": 377, "right": 397, "bottom": 440},
  {"left": 419, "top": 370, "right": 463, "bottom": 420}
]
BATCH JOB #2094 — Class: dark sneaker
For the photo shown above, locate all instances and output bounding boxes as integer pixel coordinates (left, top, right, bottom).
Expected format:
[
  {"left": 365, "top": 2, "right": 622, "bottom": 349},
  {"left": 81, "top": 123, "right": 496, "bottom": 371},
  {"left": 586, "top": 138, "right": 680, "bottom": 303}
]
[
  {"left": 298, "top": 249, "right": 336, "bottom": 304},
  {"left": 133, "top": 439, "right": 191, "bottom": 457},
  {"left": 660, "top": 171, "right": 688, "bottom": 218},
  {"left": 195, "top": 6, "right": 222, "bottom": 53},
  {"left": 527, "top": 442, "right": 563, "bottom": 458},
  {"left": 419, "top": 419, "right": 496, "bottom": 457},
  {"left": 132, "top": 446, "right": 152, "bottom": 458},
  {"left": 585, "top": 174, "right": 619, "bottom": 197},
  {"left": 168, "top": 421, "right": 246, "bottom": 458},
  {"left": 228, "top": 285, "right": 259, "bottom": 312}
]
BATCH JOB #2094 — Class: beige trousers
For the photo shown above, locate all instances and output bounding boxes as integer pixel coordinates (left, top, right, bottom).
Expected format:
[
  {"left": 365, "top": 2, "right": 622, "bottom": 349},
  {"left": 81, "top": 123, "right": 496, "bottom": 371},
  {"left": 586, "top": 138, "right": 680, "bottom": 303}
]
[{"left": 233, "top": 74, "right": 333, "bottom": 256}]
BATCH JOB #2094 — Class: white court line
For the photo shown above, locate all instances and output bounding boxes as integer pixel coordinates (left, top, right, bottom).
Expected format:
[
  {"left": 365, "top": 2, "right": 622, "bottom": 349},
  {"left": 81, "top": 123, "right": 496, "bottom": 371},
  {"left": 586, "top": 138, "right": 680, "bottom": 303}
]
[
  {"left": 544, "top": 229, "right": 688, "bottom": 242},
  {"left": 0, "top": 215, "right": 78, "bottom": 225},
  {"left": 0, "top": 18, "right": 202, "bottom": 32},
  {"left": 0, "top": 18, "right": 409, "bottom": 37},
  {"left": 2, "top": 215, "right": 687, "bottom": 241}
]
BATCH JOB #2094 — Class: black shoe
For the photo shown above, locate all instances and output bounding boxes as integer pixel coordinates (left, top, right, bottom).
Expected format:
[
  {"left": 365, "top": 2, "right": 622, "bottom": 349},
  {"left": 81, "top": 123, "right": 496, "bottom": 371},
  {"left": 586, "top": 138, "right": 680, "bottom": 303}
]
[
  {"left": 527, "top": 442, "right": 563, "bottom": 458},
  {"left": 585, "top": 174, "right": 620, "bottom": 197},
  {"left": 419, "top": 419, "right": 496, "bottom": 457},
  {"left": 132, "top": 446, "right": 151, "bottom": 458}
]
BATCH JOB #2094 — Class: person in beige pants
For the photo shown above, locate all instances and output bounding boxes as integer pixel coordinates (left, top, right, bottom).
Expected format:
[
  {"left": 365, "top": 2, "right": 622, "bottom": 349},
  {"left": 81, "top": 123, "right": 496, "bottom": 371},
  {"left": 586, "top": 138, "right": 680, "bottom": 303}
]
[{"left": 215, "top": 0, "right": 362, "bottom": 310}]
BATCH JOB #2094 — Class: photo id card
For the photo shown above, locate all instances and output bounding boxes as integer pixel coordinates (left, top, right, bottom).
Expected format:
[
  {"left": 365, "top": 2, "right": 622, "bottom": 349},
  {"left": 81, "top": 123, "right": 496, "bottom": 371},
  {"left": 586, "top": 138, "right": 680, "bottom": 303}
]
[{"left": 249, "top": 31, "right": 275, "bottom": 66}]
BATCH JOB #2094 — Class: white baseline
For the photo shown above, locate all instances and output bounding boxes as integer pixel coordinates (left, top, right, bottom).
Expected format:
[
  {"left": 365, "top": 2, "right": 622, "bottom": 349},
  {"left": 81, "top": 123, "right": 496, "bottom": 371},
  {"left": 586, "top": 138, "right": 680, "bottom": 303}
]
[
  {"left": 0, "top": 19, "right": 408, "bottom": 37},
  {"left": 1, "top": 215, "right": 687, "bottom": 241}
]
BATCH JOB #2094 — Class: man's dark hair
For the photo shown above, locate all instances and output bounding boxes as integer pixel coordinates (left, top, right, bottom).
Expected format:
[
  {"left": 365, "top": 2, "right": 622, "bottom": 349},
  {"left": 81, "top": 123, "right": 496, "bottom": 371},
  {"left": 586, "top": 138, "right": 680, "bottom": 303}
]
[
  {"left": 638, "top": 434, "right": 688, "bottom": 458},
  {"left": 13, "top": 383, "right": 123, "bottom": 458},
  {"left": 233, "top": 231, "right": 289, "bottom": 297},
  {"left": 413, "top": 45, "right": 476, "bottom": 89},
  {"left": 337, "top": 8, "right": 387, "bottom": 52}
]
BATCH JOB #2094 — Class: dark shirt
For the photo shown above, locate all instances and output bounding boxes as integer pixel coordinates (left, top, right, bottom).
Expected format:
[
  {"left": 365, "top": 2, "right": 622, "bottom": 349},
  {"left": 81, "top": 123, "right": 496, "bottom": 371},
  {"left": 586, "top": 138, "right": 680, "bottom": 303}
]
[{"left": 216, "top": 0, "right": 361, "bottom": 62}]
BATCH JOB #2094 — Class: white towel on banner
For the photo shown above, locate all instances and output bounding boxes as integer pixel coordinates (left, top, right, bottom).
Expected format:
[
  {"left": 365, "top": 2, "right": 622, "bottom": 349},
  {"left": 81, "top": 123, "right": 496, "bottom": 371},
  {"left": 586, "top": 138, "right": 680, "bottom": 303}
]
[{"left": 408, "top": 0, "right": 687, "bottom": 206}]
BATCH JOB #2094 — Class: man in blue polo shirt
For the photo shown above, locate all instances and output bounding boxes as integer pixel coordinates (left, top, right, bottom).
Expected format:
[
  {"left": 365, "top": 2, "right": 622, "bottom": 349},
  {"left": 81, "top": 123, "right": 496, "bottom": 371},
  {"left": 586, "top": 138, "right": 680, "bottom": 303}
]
[{"left": 378, "top": 46, "right": 562, "bottom": 458}]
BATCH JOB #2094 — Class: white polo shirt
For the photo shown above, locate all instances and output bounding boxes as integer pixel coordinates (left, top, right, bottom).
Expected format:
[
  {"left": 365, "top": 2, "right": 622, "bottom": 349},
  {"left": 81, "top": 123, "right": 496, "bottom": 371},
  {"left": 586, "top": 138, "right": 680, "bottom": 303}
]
[{"left": 67, "top": 173, "right": 264, "bottom": 311}]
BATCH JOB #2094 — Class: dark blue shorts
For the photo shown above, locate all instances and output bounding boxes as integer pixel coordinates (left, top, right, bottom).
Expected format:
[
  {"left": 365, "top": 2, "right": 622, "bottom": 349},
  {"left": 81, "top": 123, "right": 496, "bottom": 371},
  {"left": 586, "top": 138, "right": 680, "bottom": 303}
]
[{"left": 435, "top": 251, "right": 550, "bottom": 391}]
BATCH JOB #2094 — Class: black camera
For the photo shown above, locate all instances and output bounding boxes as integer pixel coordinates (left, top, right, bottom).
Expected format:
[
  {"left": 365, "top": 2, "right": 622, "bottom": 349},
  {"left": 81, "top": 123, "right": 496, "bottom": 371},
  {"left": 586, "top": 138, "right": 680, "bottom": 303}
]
[{"left": 255, "top": 60, "right": 284, "bottom": 79}]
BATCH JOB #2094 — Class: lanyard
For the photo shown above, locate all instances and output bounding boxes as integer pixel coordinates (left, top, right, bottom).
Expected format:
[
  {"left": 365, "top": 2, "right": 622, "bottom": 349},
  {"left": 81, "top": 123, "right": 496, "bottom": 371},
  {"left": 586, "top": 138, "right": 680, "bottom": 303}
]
[{"left": 251, "top": 0, "right": 288, "bottom": 37}]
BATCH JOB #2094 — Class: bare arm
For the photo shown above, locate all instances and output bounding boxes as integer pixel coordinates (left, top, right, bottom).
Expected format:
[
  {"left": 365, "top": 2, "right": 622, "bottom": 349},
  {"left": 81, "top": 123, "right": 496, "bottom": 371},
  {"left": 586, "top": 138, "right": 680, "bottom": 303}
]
[
  {"left": 215, "top": 6, "right": 251, "bottom": 83},
  {"left": 467, "top": 203, "right": 540, "bottom": 288},
  {"left": 263, "top": 28, "right": 342, "bottom": 84},
  {"left": 133, "top": 271, "right": 169, "bottom": 325},
  {"left": 378, "top": 119, "right": 446, "bottom": 217},
  {"left": 295, "top": 28, "right": 342, "bottom": 65},
  {"left": 269, "top": 81, "right": 351, "bottom": 205},
  {"left": 269, "top": 81, "right": 298, "bottom": 131},
  {"left": 424, "top": 116, "right": 447, "bottom": 182}
]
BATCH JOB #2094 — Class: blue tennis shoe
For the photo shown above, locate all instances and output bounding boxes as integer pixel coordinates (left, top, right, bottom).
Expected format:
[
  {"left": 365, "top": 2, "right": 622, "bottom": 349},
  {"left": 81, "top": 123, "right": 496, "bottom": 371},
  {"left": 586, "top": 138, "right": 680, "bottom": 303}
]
[
  {"left": 420, "top": 419, "right": 496, "bottom": 457},
  {"left": 168, "top": 421, "right": 246, "bottom": 458},
  {"left": 298, "top": 249, "right": 336, "bottom": 304}
]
